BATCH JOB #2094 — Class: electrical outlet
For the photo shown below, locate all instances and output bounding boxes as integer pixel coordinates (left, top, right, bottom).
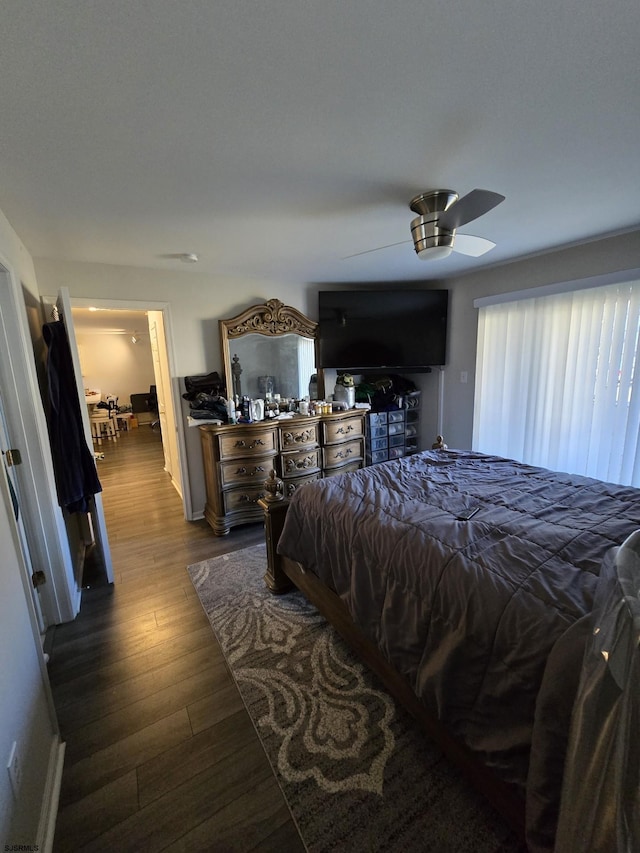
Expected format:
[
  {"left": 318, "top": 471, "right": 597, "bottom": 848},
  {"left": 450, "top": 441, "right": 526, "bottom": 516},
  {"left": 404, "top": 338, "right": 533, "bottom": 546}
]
[{"left": 7, "top": 740, "right": 21, "bottom": 798}]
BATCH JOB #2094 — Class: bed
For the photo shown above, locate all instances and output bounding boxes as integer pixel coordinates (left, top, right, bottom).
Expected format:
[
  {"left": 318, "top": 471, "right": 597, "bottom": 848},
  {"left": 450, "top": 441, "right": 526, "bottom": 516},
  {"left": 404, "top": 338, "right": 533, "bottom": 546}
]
[{"left": 264, "top": 449, "right": 640, "bottom": 852}]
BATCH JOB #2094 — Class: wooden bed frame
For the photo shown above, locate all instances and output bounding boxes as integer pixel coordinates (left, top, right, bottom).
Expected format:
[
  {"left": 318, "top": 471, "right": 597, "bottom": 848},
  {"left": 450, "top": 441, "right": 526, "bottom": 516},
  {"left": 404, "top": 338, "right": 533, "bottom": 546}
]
[{"left": 259, "top": 496, "right": 527, "bottom": 842}]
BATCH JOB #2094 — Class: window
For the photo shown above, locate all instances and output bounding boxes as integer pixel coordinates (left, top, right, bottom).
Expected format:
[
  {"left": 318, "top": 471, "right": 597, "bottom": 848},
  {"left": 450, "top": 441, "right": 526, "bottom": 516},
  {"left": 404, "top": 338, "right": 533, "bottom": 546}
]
[{"left": 473, "top": 279, "right": 640, "bottom": 487}]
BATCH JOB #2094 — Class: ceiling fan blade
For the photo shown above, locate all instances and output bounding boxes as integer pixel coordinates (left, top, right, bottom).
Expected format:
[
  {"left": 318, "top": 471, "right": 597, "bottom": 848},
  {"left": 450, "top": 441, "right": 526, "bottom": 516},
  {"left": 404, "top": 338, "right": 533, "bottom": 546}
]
[
  {"left": 158, "top": 252, "right": 199, "bottom": 263},
  {"left": 453, "top": 234, "right": 496, "bottom": 257},
  {"left": 439, "top": 189, "right": 505, "bottom": 230},
  {"left": 342, "top": 239, "right": 411, "bottom": 260}
]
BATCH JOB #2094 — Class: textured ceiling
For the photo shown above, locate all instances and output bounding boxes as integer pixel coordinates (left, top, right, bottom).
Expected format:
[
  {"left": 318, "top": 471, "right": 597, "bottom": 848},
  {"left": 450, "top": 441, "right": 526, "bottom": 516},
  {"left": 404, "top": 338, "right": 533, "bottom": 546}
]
[{"left": 1, "top": 1, "right": 639, "bottom": 284}]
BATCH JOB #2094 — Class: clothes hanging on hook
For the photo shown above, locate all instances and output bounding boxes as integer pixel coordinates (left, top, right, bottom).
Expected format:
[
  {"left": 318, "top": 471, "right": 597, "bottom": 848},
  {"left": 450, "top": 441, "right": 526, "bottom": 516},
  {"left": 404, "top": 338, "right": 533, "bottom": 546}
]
[{"left": 43, "top": 320, "right": 102, "bottom": 513}]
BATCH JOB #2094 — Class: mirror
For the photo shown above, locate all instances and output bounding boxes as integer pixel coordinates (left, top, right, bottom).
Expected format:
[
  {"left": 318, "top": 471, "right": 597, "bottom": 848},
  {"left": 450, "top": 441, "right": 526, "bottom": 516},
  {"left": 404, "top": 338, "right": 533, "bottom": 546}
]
[{"left": 220, "top": 299, "right": 317, "bottom": 402}]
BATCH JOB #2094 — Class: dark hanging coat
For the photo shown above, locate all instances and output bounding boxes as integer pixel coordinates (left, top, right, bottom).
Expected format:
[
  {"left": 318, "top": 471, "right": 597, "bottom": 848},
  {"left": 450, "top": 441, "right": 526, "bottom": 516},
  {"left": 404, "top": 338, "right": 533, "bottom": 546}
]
[{"left": 43, "top": 320, "right": 102, "bottom": 513}]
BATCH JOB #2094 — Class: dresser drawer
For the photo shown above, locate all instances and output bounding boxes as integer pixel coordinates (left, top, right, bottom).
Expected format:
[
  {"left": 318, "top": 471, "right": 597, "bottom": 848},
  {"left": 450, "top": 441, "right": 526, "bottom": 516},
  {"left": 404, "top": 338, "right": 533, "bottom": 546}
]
[
  {"left": 322, "top": 415, "right": 364, "bottom": 445},
  {"left": 367, "top": 424, "right": 387, "bottom": 440},
  {"left": 367, "top": 412, "right": 387, "bottom": 427},
  {"left": 323, "top": 438, "right": 363, "bottom": 469},
  {"left": 223, "top": 484, "right": 267, "bottom": 513},
  {"left": 280, "top": 447, "right": 321, "bottom": 477},
  {"left": 218, "top": 429, "right": 278, "bottom": 460},
  {"left": 366, "top": 435, "right": 388, "bottom": 452},
  {"left": 219, "top": 456, "right": 275, "bottom": 488},
  {"left": 366, "top": 449, "right": 389, "bottom": 465},
  {"left": 283, "top": 471, "right": 321, "bottom": 498},
  {"left": 279, "top": 421, "right": 319, "bottom": 450},
  {"left": 324, "top": 459, "right": 362, "bottom": 478}
]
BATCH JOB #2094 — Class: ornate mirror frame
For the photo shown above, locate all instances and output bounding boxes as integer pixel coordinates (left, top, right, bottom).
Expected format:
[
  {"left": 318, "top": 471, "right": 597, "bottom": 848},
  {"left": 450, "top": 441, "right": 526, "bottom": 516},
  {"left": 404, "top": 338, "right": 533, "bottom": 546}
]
[{"left": 220, "top": 298, "right": 318, "bottom": 401}]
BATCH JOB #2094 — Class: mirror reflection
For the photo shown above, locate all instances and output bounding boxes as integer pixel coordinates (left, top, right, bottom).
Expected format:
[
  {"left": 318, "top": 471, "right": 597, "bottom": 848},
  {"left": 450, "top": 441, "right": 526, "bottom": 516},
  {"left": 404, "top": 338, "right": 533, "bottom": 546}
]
[
  {"left": 229, "top": 334, "right": 316, "bottom": 400},
  {"left": 220, "top": 299, "right": 318, "bottom": 408}
]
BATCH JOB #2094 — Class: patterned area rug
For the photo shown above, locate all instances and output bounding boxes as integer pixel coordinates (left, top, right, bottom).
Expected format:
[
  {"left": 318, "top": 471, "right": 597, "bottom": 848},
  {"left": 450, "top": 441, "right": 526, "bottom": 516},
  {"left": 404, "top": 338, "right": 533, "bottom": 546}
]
[{"left": 188, "top": 545, "right": 524, "bottom": 853}]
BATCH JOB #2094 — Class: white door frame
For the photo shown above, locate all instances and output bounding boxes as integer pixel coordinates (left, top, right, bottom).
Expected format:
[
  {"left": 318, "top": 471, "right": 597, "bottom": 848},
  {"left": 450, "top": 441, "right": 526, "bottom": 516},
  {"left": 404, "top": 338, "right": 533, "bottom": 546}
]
[{"left": 148, "top": 311, "right": 182, "bottom": 497}]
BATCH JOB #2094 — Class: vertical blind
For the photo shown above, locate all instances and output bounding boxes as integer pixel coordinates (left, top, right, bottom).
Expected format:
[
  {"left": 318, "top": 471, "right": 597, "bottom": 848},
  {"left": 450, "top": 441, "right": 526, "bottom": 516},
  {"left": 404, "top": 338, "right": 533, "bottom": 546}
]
[
  {"left": 297, "top": 336, "right": 316, "bottom": 399},
  {"left": 473, "top": 279, "right": 640, "bottom": 486}
]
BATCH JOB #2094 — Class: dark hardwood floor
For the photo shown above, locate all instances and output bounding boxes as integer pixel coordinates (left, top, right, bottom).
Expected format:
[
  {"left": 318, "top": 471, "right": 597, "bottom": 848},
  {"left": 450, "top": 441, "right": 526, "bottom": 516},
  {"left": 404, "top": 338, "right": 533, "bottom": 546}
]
[{"left": 48, "top": 424, "right": 305, "bottom": 852}]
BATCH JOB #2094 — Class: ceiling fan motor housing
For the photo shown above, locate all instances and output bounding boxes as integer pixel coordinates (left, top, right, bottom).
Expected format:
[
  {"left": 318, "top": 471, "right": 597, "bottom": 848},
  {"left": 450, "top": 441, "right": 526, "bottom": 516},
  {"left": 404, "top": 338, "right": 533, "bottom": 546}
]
[
  {"left": 409, "top": 189, "right": 459, "bottom": 217},
  {"left": 409, "top": 190, "right": 458, "bottom": 259},
  {"left": 410, "top": 213, "right": 455, "bottom": 259}
]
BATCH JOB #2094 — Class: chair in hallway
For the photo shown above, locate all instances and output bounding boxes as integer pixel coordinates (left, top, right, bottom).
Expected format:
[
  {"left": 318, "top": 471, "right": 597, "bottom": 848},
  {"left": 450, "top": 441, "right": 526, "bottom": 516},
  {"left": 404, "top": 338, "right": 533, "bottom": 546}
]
[
  {"left": 90, "top": 409, "right": 117, "bottom": 445},
  {"left": 105, "top": 394, "right": 119, "bottom": 436}
]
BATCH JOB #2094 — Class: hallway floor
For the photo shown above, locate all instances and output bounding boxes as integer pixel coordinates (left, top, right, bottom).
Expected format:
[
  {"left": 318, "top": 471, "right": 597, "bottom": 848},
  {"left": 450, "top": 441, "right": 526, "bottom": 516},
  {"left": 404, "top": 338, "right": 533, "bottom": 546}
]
[{"left": 48, "top": 425, "right": 304, "bottom": 852}]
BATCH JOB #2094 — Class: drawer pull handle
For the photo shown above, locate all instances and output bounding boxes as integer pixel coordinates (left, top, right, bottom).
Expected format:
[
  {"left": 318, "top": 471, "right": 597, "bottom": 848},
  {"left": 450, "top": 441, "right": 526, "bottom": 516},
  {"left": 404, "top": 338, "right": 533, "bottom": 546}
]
[
  {"left": 336, "top": 425, "right": 355, "bottom": 435},
  {"left": 335, "top": 448, "right": 354, "bottom": 459},
  {"left": 234, "top": 438, "right": 266, "bottom": 449},
  {"left": 236, "top": 466, "right": 266, "bottom": 476},
  {"left": 238, "top": 492, "right": 264, "bottom": 504}
]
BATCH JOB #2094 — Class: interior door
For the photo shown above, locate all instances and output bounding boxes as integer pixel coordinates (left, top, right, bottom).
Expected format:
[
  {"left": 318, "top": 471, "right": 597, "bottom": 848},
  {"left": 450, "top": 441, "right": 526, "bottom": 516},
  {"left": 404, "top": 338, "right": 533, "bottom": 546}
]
[
  {"left": 148, "top": 318, "right": 170, "bottom": 471},
  {"left": 55, "top": 288, "right": 114, "bottom": 584},
  {"left": 0, "top": 388, "right": 45, "bottom": 634},
  {"left": 148, "top": 311, "right": 182, "bottom": 496}
]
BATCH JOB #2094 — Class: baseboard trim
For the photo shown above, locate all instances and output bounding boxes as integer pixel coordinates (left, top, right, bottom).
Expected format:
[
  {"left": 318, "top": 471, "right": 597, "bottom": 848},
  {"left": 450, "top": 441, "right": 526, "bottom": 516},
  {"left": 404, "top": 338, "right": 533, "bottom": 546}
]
[
  {"left": 170, "top": 476, "right": 183, "bottom": 500},
  {"left": 37, "top": 736, "right": 65, "bottom": 853},
  {"left": 72, "top": 583, "right": 82, "bottom": 617}
]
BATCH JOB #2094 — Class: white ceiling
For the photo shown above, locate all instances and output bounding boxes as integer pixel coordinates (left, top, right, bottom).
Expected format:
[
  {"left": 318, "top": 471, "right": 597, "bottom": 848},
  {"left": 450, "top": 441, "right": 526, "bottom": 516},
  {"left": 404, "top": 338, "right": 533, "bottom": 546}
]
[
  {"left": 1, "top": 1, "right": 639, "bottom": 285},
  {"left": 70, "top": 306, "right": 148, "bottom": 337}
]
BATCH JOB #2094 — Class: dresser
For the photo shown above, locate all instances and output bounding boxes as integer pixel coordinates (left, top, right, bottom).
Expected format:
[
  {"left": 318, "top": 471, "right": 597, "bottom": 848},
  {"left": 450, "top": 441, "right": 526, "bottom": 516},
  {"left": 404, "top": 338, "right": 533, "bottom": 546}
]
[{"left": 200, "top": 409, "right": 366, "bottom": 535}]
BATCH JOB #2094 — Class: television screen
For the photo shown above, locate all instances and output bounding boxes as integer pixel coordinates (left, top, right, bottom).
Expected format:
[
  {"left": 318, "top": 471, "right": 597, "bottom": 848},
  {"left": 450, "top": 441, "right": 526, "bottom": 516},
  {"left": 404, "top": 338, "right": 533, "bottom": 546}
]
[{"left": 318, "top": 289, "right": 448, "bottom": 371}]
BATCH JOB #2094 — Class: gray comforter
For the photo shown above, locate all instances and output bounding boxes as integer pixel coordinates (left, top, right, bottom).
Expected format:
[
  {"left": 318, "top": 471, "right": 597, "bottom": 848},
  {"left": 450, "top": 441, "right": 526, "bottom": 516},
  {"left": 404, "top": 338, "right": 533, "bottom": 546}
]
[{"left": 276, "top": 450, "right": 640, "bottom": 847}]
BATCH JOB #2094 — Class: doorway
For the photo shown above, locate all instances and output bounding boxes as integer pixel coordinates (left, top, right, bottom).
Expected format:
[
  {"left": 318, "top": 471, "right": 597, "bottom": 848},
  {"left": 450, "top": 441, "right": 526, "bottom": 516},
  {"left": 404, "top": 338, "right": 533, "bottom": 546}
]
[{"left": 66, "top": 299, "right": 190, "bottom": 506}]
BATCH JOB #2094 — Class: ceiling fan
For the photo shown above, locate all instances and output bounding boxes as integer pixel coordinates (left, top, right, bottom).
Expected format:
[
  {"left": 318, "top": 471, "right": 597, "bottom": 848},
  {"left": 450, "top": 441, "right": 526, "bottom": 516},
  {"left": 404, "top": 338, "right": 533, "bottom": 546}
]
[{"left": 345, "top": 188, "right": 505, "bottom": 261}]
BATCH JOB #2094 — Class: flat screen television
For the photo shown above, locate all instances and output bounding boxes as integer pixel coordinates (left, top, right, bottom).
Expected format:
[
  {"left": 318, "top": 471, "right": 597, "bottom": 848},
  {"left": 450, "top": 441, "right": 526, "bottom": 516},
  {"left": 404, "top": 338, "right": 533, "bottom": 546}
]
[{"left": 318, "top": 289, "right": 448, "bottom": 371}]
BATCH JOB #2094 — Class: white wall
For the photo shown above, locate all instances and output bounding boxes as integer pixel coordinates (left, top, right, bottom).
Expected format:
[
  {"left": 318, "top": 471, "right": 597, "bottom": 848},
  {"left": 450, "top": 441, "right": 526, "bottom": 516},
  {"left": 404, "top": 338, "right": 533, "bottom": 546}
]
[{"left": 77, "top": 331, "right": 156, "bottom": 408}]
